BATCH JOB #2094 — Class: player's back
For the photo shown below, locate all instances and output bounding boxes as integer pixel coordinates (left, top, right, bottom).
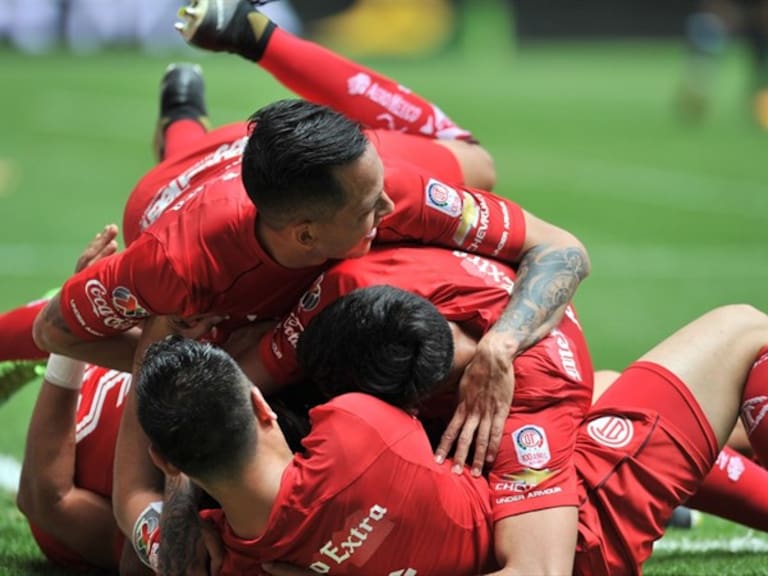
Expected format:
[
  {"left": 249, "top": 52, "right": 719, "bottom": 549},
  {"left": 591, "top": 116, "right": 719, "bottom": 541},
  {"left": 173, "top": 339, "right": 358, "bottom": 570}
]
[{"left": 207, "top": 393, "right": 495, "bottom": 575}]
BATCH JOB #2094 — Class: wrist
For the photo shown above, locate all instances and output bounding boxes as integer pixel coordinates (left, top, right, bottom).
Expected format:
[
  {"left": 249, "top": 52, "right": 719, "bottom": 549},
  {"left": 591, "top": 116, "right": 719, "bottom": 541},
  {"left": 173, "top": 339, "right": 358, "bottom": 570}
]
[{"left": 44, "top": 354, "right": 85, "bottom": 390}]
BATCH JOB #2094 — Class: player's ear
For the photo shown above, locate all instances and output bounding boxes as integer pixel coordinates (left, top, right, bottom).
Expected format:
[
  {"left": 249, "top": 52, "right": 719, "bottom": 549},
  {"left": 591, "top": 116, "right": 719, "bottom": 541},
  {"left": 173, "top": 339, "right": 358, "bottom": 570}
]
[
  {"left": 250, "top": 387, "right": 278, "bottom": 424},
  {"left": 148, "top": 444, "right": 181, "bottom": 476},
  {"left": 292, "top": 221, "right": 316, "bottom": 249}
]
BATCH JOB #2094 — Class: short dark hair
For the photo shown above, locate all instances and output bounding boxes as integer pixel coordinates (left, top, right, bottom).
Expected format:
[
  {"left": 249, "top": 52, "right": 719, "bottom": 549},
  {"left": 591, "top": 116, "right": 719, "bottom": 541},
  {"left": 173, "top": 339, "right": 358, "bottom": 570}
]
[
  {"left": 241, "top": 99, "right": 370, "bottom": 228},
  {"left": 136, "top": 337, "right": 256, "bottom": 482},
  {"left": 297, "top": 285, "right": 454, "bottom": 410}
]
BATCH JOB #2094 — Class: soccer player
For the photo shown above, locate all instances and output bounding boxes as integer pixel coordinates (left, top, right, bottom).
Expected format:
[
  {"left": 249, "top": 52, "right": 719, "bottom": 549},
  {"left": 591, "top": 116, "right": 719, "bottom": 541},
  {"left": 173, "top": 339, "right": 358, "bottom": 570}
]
[
  {"left": 135, "top": 289, "right": 768, "bottom": 575},
  {"left": 678, "top": 0, "right": 768, "bottom": 128},
  {"left": 15, "top": 228, "right": 149, "bottom": 574},
  {"left": 31, "top": 1, "right": 590, "bottom": 562},
  {"left": 248, "top": 244, "right": 592, "bottom": 574}
]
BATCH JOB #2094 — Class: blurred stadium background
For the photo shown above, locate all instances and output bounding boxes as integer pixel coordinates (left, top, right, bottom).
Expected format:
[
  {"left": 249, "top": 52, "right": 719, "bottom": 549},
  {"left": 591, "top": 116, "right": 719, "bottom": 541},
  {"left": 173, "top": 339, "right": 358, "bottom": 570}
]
[{"left": 0, "top": 0, "right": 767, "bottom": 573}]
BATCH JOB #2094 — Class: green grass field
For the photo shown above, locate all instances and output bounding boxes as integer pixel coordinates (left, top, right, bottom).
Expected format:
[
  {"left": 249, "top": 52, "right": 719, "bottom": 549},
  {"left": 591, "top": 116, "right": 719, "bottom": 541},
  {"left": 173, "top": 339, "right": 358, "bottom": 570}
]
[{"left": 0, "top": 3, "right": 767, "bottom": 574}]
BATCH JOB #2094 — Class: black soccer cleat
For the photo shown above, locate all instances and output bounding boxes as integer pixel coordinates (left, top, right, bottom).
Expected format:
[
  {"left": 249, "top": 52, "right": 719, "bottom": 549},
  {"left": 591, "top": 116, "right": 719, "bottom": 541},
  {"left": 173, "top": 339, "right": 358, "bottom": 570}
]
[
  {"left": 153, "top": 63, "right": 210, "bottom": 161},
  {"left": 175, "top": 0, "right": 278, "bottom": 62}
]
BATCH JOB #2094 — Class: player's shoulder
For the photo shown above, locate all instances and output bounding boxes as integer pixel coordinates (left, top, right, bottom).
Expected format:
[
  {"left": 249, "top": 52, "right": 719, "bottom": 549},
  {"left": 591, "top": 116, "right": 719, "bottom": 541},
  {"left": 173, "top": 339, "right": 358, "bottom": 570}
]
[{"left": 313, "top": 393, "right": 418, "bottom": 435}]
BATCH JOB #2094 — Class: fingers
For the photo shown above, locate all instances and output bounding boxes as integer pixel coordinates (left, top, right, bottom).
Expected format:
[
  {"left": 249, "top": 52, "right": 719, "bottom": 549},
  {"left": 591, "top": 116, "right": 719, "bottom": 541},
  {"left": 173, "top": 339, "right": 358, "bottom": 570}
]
[
  {"left": 435, "top": 407, "right": 465, "bottom": 465},
  {"left": 487, "top": 409, "right": 507, "bottom": 465},
  {"left": 451, "top": 412, "right": 480, "bottom": 474},
  {"left": 74, "top": 224, "right": 120, "bottom": 272},
  {"left": 471, "top": 415, "right": 492, "bottom": 476}
]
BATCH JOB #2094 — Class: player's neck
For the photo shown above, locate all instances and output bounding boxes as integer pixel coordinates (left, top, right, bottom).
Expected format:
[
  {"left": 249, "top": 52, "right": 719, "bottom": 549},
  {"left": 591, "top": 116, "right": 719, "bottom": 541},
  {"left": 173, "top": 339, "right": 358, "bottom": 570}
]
[
  {"left": 256, "top": 218, "right": 326, "bottom": 269},
  {"left": 217, "top": 434, "right": 293, "bottom": 539}
]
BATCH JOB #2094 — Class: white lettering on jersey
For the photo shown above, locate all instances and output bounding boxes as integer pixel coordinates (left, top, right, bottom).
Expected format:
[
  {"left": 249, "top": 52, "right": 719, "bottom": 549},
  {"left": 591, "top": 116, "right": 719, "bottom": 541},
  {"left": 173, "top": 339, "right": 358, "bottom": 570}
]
[
  {"left": 550, "top": 328, "right": 582, "bottom": 382},
  {"left": 85, "top": 280, "right": 137, "bottom": 331},
  {"left": 140, "top": 137, "right": 247, "bottom": 231},
  {"left": 76, "top": 370, "right": 132, "bottom": 443},
  {"left": 311, "top": 504, "right": 388, "bottom": 572},
  {"left": 467, "top": 195, "right": 490, "bottom": 252},
  {"left": 452, "top": 251, "right": 515, "bottom": 295}
]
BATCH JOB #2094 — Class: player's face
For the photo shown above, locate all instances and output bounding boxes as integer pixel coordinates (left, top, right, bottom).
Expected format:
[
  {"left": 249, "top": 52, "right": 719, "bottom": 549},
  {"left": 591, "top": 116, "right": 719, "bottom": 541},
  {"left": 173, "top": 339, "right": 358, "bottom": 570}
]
[{"left": 314, "top": 144, "right": 394, "bottom": 259}]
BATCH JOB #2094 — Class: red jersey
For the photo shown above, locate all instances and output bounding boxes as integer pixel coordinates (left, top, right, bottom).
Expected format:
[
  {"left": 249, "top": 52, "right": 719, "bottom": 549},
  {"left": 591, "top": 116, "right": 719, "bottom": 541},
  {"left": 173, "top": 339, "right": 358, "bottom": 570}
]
[
  {"left": 202, "top": 364, "right": 714, "bottom": 576},
  {"left": 59, "top": 124, "right": 527, "bottom": 340},
  {"left": 260, "top": 246, "right": 519, "bottom": 386},
  {"left": 202, "top": 393, "right": 495, "bottom": 576},
  {"left": 29, "top": 366, "right": 131, "bottom": 567},
  {"left": 260, "top": 245, "right": 594, "bottom": 519}
]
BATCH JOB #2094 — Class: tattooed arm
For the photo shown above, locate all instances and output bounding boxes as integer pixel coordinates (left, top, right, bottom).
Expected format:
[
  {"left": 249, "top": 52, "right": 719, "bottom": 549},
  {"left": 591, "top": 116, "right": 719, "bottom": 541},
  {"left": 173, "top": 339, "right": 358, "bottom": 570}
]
[
  {"left": 158, "top": 474, "right": 223, "bottom": 576},
  {"left": 435, "top": 211, "right": 590, "bottom": 473}
]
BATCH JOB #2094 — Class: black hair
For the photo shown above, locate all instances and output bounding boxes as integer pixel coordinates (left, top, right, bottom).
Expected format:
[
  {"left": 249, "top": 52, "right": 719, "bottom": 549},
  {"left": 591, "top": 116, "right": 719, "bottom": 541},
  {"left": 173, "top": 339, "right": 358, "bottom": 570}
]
[
  {"left": 135, "top": 337, "right": 256, "bottom": 482},
  {"left": 297, "top": 285, "right": 454, "bottom": 410},
  {"left": 241, "top": 99, "right": 369, "bottom": 228}
]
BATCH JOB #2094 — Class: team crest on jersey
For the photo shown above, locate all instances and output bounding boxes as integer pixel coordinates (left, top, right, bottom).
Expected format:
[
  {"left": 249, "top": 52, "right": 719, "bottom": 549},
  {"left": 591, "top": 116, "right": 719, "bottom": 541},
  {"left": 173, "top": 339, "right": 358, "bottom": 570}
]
[
  {"left": 586, "top": 415, "right": 634, "bottom": 448},
  {"left": 112, "top": 286, "right": 149, "bottom": 318},
  {"left": 299, "top": 278, "right": 323, "bottom": 312},
  {"left": 512, "top": 425, "right": 551, "bottom": 469},
  {"left": 425, "top": 179, "right": 462, "bottom": 218}
]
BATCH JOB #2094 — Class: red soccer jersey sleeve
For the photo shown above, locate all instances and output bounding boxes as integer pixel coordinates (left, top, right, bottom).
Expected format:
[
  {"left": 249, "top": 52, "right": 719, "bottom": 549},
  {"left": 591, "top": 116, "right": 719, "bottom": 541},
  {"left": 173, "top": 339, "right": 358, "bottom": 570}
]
[
  {"left": 58, "top": 234, "right": 191, "bottom": 339},
  {"left": 378, "top": 162, "right": 527, "bottom": 264}
]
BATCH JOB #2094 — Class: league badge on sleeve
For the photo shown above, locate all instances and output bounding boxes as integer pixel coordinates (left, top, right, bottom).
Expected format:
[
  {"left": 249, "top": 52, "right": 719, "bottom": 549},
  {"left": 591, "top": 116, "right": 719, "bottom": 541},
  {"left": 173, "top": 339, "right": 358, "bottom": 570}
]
[
  {"left": 112, "top": 286, "right": 149, "bottom": 319},
  {"left": 512, "top": 425, "right": 551, "bottom": 469},
  {"left": 425, "top": 179, "right": 463, "bottom": 218}
]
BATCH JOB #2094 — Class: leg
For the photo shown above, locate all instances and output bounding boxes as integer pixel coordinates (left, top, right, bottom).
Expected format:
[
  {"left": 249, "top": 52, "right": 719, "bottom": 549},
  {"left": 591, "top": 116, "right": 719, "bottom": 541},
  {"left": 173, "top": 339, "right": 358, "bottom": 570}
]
[
  {"left": 176, "top": 0, "right": 496, "bottom": 188},
  {"left": 0, "top": 297, "right": 50, "bottom": 362},
  {"left": 637, "top": 304, "right": 768, "bottom": 450},
  {"left": 686, "top": 445, "right": 768, "bottom": 531},
  {"left": 576, "top": 305, "right": 768, "bottom": 572},
  {"left": 747, "top": 0, "right": 768, "bottom": 127},
  {"left": 677, "top": 0, "right": 738, "bottom": 120},
  {"left": 153, "top": 64, "right": 210, "bottom": 162},
  {"left": 0, "top": 295, "right": 56, "bottom": 404},
  {"left": 489, "top": 319, "right": 593, "bottom": 574}
]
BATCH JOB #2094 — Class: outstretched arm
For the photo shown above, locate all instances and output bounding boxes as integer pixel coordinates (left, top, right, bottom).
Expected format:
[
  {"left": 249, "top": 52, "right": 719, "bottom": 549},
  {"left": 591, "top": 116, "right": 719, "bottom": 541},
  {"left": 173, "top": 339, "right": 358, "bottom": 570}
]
[
  {"left": 32, "top": 225, "right": 142, "bottom": 372},
  {"left": 112, "top": 315, "right": 175, "bottom": 567},
  {"left": 436, "top": 210, "right": 590, "bottom": 474},
  {"left": 17, "top": 227, "right": 127, "bottom": 569}
]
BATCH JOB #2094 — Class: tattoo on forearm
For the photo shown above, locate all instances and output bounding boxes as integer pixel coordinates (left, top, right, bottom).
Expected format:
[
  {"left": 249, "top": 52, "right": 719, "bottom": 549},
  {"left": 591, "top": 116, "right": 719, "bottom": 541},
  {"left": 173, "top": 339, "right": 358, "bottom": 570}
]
[
  {"left": 159, "top": 476, "right": 203, "bottom": 575},
  {"left": 495, "top": 244, "right": 589, "bottom": 352},
  {"left": 42, "top": 300, "right": 73, "bottom": 335}
]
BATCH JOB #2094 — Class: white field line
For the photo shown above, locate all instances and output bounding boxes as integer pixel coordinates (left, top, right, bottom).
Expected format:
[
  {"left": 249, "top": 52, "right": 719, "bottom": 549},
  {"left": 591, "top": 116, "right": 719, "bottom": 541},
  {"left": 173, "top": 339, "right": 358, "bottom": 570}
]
[
  {"left": 0, "top": 454, "right": 20, "bottom": 493},
  {"left": 653, "top": 533, "right": 768, "bottom": 554}
]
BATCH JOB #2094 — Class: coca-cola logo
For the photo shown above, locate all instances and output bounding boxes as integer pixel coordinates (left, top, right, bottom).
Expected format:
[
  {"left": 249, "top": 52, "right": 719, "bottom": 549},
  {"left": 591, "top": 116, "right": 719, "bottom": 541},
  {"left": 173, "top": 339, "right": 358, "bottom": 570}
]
[{"left": 85, "top": 280, "right": 136, "bottom": 330}]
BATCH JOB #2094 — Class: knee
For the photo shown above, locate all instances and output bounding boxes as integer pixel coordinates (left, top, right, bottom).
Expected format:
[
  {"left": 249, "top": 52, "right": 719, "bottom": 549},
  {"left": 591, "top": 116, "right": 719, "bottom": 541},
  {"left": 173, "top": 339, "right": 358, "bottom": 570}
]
[
  {"left": 438, "top": 140, "right": 497, "bottom": 190},
  {"left": 462, "top": 144, "right": 497, "bottom": 191},
  {"left": 712, "top": 304, "right": 768, "bottom": 330}
]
